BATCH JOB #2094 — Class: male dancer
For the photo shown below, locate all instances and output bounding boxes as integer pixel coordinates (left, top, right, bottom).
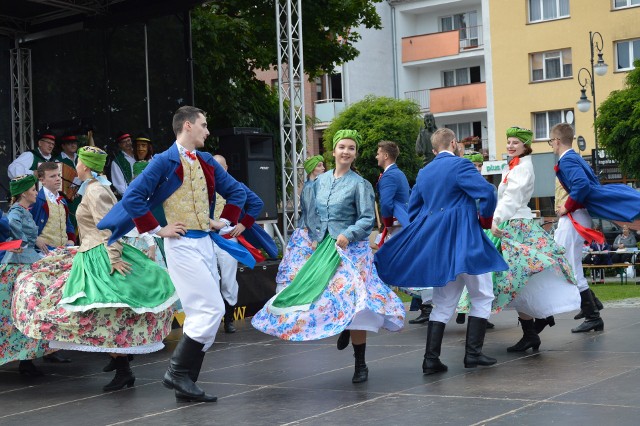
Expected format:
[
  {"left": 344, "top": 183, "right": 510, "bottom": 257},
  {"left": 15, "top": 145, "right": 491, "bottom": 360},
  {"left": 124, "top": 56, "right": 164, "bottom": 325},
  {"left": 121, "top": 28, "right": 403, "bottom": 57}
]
[
  {"left": 32, "top": 162, "right": 76, "bottom": 252},
  {"left": 550, "top": 123, "right": 640, "bottom": 333},
  {"left": 375, "top": 141, "right": 434, "bottom": 323},
  {"left": 376, "top": 128, "right": 507, "bottom": 374},
  {"left": 99, "top": 106, "right": 247, "bottom": 403},
  {"left": 212, "top": 154, "right": 264, "bottom": 334}
]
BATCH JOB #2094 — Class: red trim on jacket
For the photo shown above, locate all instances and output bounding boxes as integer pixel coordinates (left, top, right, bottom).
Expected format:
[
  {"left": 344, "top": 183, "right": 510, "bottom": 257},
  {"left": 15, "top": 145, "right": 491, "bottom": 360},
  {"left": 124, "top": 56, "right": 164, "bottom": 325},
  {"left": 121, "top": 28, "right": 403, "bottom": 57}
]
[
  {"left": 479, "top": 216, "right": 493, "bottom": 230},
  {"left": 221, "top": 204, "right": 241, "bottom": 225},
  {"left": 133, "top": 211, "right": 159, "bottom": 234}
]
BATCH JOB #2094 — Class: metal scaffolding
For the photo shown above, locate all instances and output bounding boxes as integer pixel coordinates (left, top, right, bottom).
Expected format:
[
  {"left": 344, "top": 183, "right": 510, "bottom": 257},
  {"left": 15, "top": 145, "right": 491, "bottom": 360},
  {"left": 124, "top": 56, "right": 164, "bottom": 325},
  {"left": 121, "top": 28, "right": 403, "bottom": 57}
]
[
  {"left": 10, "top": 47, "right": 34, "bottom": 157},
  {"left": 276, "top": 0, "right": 306, "bottom": 240}
]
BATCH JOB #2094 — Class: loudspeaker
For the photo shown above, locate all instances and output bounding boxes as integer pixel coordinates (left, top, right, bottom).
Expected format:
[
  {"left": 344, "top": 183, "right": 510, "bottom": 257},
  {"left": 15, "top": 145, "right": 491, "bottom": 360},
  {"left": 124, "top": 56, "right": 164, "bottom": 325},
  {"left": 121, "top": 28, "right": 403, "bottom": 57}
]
[{"left": 216, "top": 131, "right": 278, "bottom": 220}]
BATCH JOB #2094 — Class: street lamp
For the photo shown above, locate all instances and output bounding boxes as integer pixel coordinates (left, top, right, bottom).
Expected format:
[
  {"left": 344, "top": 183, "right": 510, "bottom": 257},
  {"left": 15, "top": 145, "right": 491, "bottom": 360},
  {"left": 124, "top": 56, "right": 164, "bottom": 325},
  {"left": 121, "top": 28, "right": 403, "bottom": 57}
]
[{"left": 576, "top": 31, "right": 608, "bottom": 175}]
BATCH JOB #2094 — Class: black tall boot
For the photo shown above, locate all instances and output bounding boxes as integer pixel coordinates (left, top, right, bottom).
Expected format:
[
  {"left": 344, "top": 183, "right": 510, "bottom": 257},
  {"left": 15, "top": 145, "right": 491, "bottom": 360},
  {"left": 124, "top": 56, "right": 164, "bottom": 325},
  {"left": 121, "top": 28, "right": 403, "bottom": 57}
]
[
  {"left": 163, "top": 334, "right": 217, "bottom": 402},
  {"left": 534, "top": 316, "right": 555, "bottom": 334},
  {"left": 464, "top": 316, "right": 497, "bottom": 368},
  {"left": 174, "top": 343, "right": 216, "bottom": 402},
  {"left": 422, "top": 321, "right": 448, "bottom": 375},
  {"left": 572, "top": 290, "right": 605, "bottom": 333},
  {"left": 352, "top": 343, "right": 368, "bottom": 383},
  {"left": 224, "top": 301, "right": 236, "bottom": 334},
  {"left": 574, "top": 289, "right": 603, "bottom": 319},
  {"left": 103, "top": 356, "right": 135, "bottom": 392},
  {"left": 408, "top": 304, "right": 432, "bottom": 324},
  {"left": 506, "top": 319, "right": 540, "bottom": 352}
]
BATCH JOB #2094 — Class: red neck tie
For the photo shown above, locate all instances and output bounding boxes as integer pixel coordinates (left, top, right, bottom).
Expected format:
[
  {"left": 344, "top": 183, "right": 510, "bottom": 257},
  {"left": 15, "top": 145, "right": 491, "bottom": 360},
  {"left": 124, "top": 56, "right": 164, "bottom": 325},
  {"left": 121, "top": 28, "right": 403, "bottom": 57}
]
[
  {"left": 503, "top": 157, "right": 520, "bottom": 184},
  {"left": 56, "top": 195, "right": 64, "bottom": 204},
  {"left": 185, "top": 150, "right": 197, "bottom": 161}
]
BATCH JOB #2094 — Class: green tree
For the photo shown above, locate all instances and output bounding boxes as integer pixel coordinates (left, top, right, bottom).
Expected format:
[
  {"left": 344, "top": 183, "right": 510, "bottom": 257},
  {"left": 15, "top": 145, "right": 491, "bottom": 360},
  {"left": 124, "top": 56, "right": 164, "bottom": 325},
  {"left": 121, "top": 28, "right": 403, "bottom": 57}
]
[
  {"left": 595, "top": 59, "right": 640, "bottom": 180},
  {"left": 323, "top": 96, "right": 423, "bottom": 188},
  {"left": 191, "top": 0, "right": 383, "bottom": 131}
]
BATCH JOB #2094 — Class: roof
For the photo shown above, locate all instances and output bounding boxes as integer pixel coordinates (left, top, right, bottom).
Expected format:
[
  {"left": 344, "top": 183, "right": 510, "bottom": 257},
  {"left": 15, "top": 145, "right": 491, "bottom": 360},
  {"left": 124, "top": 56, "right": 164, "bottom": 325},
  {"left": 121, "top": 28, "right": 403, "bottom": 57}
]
[{"left": 0, "top": 0, "right": 205, "bottom": 39}]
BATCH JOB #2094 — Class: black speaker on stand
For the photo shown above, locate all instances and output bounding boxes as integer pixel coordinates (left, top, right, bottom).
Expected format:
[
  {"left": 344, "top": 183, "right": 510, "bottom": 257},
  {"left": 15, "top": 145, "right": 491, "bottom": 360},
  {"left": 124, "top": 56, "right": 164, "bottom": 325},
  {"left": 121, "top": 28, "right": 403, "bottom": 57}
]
[{"left": 213, "top": 128, "right": 278, "bottom": 221}]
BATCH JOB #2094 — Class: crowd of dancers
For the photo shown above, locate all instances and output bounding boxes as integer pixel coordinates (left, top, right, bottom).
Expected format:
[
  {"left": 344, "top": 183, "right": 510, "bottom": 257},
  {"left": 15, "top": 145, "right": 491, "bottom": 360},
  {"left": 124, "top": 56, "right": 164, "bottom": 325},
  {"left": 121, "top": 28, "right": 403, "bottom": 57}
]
[{"left": 2, "top": 105, "right": 640, "bottom": 404}]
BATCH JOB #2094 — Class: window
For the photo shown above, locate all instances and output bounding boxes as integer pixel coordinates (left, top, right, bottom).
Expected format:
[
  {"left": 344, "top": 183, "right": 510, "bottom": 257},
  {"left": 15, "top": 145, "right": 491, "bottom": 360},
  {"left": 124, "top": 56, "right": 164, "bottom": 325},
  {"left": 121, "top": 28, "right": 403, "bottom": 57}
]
[
  {"left": 614, "top": 0, "right": 640, "bottom": 9},
  {"left": 531, "top": 49, "right": 572, "bottom": 81},
  {"left": 616, "top": 39, "right": 640, "bottom": 71},
  {"left": 528, "top": 0, "right": 570, "bottom": 23},
  {"left": 445, "top": 122, "right": 472, "bottom": 140},
  {"left": 533, "top": 109, "right": 574, "bottom": 140},
  {"left": 440, "top": 11, "right": 479, "bottom": 48},
  {"left": 442, "top": 66, "right": 481, "bottom": 87}
]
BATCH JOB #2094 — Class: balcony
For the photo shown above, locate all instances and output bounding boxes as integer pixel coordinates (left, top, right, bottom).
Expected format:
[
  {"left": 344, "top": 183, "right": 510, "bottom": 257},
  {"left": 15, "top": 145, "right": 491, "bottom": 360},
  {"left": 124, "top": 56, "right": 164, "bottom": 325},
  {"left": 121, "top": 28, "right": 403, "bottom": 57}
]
[
  {"left": 405, "top": 89, "right": 430, "bottom": 111},
  {"left": 314, "top": 99, "right": 345, "bottom": 127},
  {"left": 402, "top": 26, "right": 483, "bottom": 63},
  {"left": 429, "top": 82, "right": 486, "bottom": 114}
]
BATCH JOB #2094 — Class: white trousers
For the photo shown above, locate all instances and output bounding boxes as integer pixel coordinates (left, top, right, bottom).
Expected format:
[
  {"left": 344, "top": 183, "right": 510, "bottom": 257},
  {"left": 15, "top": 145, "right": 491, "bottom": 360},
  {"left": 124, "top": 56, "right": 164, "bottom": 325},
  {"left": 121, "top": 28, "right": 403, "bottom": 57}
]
[
  {"left": 420, "top": 288, "right": 434, "bottom": 304},
  {"left": 430, "top": 273, "right": 494, "bottom": 323},
  {"left": 214, "top": 241, "right": 239, "bottom": 306},
  {"left": 554, "top": 209, "right": 591, "bottom": 292},
  {"left": 165, "top": 236, "right": 223, "bottom": 351}
]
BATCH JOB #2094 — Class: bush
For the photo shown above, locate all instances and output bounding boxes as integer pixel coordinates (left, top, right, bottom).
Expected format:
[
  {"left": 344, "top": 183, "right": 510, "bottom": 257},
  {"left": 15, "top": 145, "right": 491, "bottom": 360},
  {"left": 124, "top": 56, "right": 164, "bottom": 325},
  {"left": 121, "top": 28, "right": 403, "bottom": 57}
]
[{"left": 322, "top": 95, "right": 423, "bottom": 187}]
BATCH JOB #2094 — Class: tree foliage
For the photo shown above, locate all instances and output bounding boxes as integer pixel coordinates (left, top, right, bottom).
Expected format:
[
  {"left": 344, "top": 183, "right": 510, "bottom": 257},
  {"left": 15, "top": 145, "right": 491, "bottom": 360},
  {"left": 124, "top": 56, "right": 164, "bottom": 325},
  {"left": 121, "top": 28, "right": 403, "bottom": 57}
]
[
  {"left": 191, "top": 0, "right": 383, "bottom": 133},
  {"left": 595, "top": 59, "right": 640, "bottom": 180},
  {"left": 322, "top": 96, "right": 424, "bottom": 188}
]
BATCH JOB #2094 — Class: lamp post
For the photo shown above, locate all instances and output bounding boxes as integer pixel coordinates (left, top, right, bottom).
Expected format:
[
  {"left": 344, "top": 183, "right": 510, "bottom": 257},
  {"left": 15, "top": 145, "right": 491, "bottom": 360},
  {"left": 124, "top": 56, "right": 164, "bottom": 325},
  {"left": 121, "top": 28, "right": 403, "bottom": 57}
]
[{"left": 576, "top": 31, "right": 608, "bottom": 176}]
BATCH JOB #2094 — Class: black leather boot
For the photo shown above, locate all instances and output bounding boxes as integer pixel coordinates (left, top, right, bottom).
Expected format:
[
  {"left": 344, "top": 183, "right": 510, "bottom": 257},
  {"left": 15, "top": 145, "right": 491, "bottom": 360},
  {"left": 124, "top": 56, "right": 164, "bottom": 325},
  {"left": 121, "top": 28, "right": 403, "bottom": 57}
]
[
  {"left": 352, "top": 343, "right": 368, "bottom": 383},
  {"left": 574, "top": 289, "right": 603, "bottom": 319},
  {"left": 44, "top": 352, "right": 71, "bottom": 363},
  {"left": 408, "top": 304, "right": 432, "bottom": 324},
  {"left": 103, "top": 356, "right": 135, "bottom": 392},
  {"left": 18, "top": 360, "right": 44, "bottom": 377},
  {"left": 163, "top": 334, "right": 217, "bottom": 402},
  {"left": 456, "top": 313, "right": 466, "bottom": 324},
  {"left": 224, "top": 301, "right": 236, "bottom": 334},
  {"left": 422, "top": 321, "right": 448, "bottom": 375},
  {"left": 506, "top": 318, "right": 541, "bottom": 352},
  {"left": 103, "top": 354, "right": 134, "bottom": 372},
  {"left": 337, "top": 330, "right": 350, "bottom": 350},
  {"left": 534, "top": 316, "right": 555, "bottom": 334},
  {"left": 174, "top": 343, "right": 217, "bottom": 402},
  {"left": 572, "top": 290, "right": 605, "bottom": 333},
  {"left": 464, "top": 316, "right": 497, "bottom": 368}
]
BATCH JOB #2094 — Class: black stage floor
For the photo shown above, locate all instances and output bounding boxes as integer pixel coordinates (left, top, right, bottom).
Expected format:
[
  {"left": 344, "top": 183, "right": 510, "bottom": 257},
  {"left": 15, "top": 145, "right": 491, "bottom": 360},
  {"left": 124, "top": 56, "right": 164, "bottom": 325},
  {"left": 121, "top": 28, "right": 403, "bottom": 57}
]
[{"left": 2, "top": 306, "right": 640, "bottom": 425}]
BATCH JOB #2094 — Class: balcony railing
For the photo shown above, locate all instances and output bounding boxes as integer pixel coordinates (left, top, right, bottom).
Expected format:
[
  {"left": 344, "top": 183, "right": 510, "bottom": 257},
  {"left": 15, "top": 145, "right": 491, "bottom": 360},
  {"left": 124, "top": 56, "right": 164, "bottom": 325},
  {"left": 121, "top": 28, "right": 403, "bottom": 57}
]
[
  {"left": 402, "top": 25, "right": 483, "bottom": 63},
  {"left": 429, "top": 82, "right": 486, "bottom": 114},
  {"left": 405, "top": 89, "right": 430, "bottom": 111},
  {"left": 314, "top": 99, "right": 345, "bottom": 124}
]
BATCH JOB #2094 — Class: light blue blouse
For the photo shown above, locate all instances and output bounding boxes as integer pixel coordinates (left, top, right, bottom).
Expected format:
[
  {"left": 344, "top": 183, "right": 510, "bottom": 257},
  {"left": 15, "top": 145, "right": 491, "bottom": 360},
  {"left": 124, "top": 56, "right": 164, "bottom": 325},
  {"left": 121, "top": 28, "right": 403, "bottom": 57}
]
[
  {"left": 313, "top": 169, "right": 375, "bottom": 242},
  {"left": 1, "top": 203, "right": 43, "bottom": 264}
]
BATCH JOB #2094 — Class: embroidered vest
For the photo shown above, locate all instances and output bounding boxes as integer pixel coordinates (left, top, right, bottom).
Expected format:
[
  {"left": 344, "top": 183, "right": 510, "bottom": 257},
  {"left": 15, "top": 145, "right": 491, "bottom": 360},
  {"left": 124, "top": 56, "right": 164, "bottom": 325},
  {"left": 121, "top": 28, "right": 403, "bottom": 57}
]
[
  {"left": 40, "top": 201, "right": 67, "bottom": 247},
  {"left": 163, "top": 158, "right": 210, "bottom": 231}
]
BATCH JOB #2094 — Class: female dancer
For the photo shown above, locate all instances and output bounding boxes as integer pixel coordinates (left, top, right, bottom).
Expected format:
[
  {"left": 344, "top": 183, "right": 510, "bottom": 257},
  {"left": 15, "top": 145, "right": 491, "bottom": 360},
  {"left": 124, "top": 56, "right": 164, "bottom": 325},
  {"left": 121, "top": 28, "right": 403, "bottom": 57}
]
[
  {"left": 490, "top": 127, "right": 579, "bottom": 351},
  {"left": 0, "top": 175, "right": 49, "bottom": 376},
  {"left": 252, "top": 130, "right": 405, "bottom": 383},
  {"left": 275, "top": 154, "right": 324, "bottom": 293},
  {"left": 12, "top": 146, "right": 177, "bottom": 391}
]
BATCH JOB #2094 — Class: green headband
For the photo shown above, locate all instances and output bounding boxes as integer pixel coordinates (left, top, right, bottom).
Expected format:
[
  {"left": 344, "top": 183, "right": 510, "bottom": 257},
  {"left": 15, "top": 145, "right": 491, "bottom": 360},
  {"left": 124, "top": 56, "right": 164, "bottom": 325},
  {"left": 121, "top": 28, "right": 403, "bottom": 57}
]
[
  {"left": 464, "top": 153, "right": 484, "bottom": 163},
  {"left": 332, "top": 129, "right": 362, "bottom": 150},
  {"left": 303, "top": 155, "right": 323, "bottom": 175},
  {"left": 10, "top": 174, "right": 37, "bottom": 197},
  {"left": 133, "top": 161, "right": 149, "bottom": 177},
  {"left": 506, "top": 126, "right": 533, "bottom": 146},
  {"left": 78, "top": 146, "right": 107, "bottom": 172}
]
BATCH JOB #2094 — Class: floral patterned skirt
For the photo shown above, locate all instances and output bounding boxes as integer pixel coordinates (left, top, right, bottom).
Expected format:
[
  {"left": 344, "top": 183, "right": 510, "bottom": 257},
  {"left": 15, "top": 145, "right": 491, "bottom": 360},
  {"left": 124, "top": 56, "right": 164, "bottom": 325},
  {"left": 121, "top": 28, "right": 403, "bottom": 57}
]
[
  {"left": 11, "top": 248, "right": 174, "bottom": 354},
  {"left": 275, "top": 228, "right": 314, "bottom": 293},
  {"left": 1, "top": 264, "right": 50, "bottom": 366},
  {"left": 252, "top": 240, "right": 405, "bottom": 341},
  {"left": 457, "top": 219, "right": 579, "bottom": 318}
]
